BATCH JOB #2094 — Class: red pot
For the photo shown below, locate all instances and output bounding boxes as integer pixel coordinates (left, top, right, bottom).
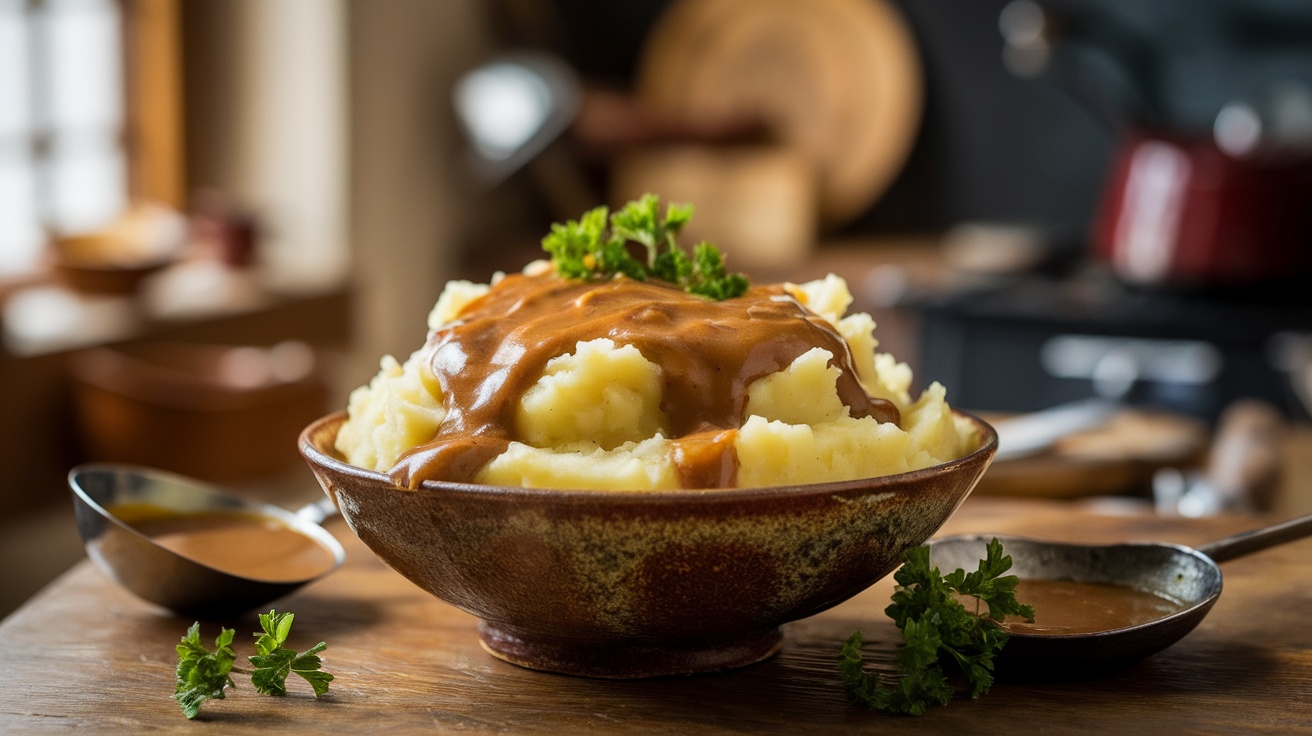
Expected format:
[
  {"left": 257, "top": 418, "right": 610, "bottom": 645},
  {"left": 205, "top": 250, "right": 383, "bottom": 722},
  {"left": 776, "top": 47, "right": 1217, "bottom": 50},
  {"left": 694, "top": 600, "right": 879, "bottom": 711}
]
[{"left": 1094, "top": 130, "right": 1312, "bottom": 288}]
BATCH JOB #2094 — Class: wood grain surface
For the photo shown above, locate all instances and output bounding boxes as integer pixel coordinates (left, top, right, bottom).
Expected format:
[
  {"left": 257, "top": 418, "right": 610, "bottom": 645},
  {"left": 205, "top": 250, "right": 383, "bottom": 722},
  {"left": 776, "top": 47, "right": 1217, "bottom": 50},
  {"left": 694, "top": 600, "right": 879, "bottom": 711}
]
[
  {"left": 637, "top": 0, "right": 923, "bottom": 227},
  {"left": 2, "top": 495, "right": 1311, "bottom": 734}
]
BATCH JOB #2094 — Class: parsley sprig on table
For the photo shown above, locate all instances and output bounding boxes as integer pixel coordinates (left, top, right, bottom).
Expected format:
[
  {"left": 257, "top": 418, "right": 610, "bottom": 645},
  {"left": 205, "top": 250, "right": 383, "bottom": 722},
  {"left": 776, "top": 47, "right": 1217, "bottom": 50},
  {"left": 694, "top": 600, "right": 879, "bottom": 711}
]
[
  {"left": 541, "top": 193, "right": 750, "bottom": 300},
  {"left": 838, "top": 538, "right": 1034, "bottom": 716},
  {"left": 174, "top": 610, "right": 334, "bottom": 719}
]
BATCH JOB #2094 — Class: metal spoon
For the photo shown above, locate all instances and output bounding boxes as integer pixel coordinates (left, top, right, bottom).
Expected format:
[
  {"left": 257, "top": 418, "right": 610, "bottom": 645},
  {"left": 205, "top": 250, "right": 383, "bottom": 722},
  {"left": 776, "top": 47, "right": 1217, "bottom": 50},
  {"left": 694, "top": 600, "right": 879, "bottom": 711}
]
[
  {"left": 929, "top": 512, "right": 1312, "bottom": 673},
  {"left": 69, "top": 463, "right": 344, "bottom": 617}
]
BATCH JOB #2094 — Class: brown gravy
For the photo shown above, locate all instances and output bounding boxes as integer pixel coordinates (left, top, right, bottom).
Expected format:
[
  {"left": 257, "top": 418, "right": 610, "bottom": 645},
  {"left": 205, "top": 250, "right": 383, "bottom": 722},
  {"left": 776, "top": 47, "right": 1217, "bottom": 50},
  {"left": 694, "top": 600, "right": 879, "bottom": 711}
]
[
  {"left": 111, "top": 503, "right": 337, "bottom": 582},
  {"left": 390, "top": 274, "right": 899, "bottom": 488},
  {"left": 1003, "top": 579, "right": 1188, "bottom": 636}
]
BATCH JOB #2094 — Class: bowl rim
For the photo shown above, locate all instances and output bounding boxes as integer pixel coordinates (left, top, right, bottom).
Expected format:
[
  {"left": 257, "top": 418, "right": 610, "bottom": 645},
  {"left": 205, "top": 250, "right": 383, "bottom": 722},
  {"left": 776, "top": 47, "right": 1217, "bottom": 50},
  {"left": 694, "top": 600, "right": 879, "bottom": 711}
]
[{"left": 300, "top": 409, "right": 997, "bottom": 504}]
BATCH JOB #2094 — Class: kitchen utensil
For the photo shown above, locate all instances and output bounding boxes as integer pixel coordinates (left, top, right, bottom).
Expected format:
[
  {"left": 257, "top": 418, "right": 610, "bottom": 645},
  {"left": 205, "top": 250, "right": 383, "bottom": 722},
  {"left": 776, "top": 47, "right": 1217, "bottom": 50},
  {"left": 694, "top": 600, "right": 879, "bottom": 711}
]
[
  {"left": 300, "top": 410, "right": 997, "bottom": 678},
  {"left": 930, "top": 512, "right": 1312, "bottom": 673},
  {"left": 69, "top": 463, "right": 344, "bottom": 617},
  {"left": 979, "top": 408, "right": 1208, "bottom": 500},
  {"left": 992, "top": 332, "right": 1159, "bottom": 463},
  {"left": 1270, "top": 331, "right": 1312, "bottom": 421},
  {"left": 453, "top": 51, "right": 582, "bottom": 187},
  {"left": 1152, "top": 398, "right": 1284, "bottom": 516},
  {"left": 992, "top": 398, "right": 1119, "bottom": 462}
]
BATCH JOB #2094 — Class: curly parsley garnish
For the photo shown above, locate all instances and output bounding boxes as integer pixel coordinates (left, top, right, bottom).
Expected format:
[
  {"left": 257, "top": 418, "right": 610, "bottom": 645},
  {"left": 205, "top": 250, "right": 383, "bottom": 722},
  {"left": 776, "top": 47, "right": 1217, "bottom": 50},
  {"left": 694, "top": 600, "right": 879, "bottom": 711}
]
[
  {"left": 839, "top": 538, "right": 1034, "bottom": 716},
  {"left": 174, "top": 610, "right": 334, "bottom": 719},
  {"left": 541, "top": 193, "right": 750, "bottom": 300}
]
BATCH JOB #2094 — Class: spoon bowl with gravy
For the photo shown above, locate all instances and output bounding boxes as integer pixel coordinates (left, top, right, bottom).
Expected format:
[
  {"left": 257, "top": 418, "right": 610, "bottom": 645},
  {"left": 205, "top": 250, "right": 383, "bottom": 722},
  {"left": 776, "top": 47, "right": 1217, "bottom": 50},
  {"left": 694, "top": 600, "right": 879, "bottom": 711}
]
[
  {"left": 69, "top": 463, "right": 344, "bottom": 617},
  {"left": 930, "top": 513, "right": 1312, "bottom": 674}
]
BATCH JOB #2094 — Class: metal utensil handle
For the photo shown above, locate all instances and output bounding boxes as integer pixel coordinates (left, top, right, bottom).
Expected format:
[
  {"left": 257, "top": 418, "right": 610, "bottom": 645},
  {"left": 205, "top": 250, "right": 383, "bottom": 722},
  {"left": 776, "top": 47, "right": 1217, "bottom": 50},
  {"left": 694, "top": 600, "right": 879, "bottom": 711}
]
[
  {"left": 1197, "top": 512, "right": 1312, "bottom": 564},
  {"left": 992, "top": 398, "right": 1118, "bottom": 462},
  {"left": 296, "top": 496, "right": 340, "bottom": 526}
]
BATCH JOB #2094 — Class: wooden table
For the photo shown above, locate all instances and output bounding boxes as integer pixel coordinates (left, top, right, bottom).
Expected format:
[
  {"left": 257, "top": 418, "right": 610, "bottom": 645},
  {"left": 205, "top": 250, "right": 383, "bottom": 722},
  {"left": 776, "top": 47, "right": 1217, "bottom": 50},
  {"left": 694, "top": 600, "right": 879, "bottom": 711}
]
[{"left": 2, "top": 495, "right": 1311, "bottom": 734}]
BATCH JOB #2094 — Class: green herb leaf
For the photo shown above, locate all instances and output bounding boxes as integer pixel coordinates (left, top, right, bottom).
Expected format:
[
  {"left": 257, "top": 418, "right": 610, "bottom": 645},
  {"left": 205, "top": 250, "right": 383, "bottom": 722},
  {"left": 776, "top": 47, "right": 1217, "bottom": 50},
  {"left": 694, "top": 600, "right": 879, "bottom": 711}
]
[
  {"left": 839, "top": 538, "right": 1034, "bottom": 715},
  {"left": 173, "top": 622, "right": 237, "bottom": 720},
  {"left": 540, "top": 194, "right": 749, "bottom": 299},
  {"left": 249, "top": 610, "right": 335, "bottom": 698},
  {"left": 173, "top": 610, "right": 333, "bottom": 719}
]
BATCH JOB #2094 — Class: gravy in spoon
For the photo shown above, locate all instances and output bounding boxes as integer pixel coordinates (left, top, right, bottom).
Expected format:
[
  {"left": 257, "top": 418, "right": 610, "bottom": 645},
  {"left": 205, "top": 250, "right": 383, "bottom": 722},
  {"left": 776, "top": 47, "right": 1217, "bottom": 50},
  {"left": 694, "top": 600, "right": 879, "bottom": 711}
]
[
  {"left": 110, "top": 503, "right": 338, "bottom": 583},
  {"left": 1003, "top": 579, "right": 1189, "bottom": 636}
]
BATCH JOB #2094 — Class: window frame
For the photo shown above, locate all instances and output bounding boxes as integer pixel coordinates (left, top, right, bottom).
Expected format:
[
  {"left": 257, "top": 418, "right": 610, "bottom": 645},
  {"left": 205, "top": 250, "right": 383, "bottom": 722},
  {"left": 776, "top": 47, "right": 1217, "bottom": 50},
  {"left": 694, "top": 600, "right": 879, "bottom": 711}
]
[{"left": 0, "top": 0, "right": 182, "bottom": 286}]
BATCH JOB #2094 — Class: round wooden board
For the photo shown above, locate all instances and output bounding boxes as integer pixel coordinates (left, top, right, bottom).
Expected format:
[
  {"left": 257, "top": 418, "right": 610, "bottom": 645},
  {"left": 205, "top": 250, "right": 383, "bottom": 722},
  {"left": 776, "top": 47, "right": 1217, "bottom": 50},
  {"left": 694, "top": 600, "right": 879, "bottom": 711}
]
[{"left": 636, "top": 0, "right": 924, "bottom": 227}]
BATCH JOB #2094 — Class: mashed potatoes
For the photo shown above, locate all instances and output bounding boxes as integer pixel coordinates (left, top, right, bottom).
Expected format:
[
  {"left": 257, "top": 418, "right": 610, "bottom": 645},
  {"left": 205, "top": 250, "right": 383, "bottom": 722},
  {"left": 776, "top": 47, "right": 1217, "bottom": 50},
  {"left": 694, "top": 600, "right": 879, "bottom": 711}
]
[{"left": 335, "top": 261, "right": 978, "bottom": 490}]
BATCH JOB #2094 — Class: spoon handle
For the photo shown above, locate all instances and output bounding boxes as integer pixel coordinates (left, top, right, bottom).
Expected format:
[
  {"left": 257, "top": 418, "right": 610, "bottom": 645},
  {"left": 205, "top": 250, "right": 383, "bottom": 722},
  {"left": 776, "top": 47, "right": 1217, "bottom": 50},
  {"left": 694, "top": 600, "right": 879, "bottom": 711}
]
[
  {"left": 296, "top": 496, "right": 341, "bottom": 526},
  {"left": 1197, "top": 512, "right": 1312, "bottom": 563}
]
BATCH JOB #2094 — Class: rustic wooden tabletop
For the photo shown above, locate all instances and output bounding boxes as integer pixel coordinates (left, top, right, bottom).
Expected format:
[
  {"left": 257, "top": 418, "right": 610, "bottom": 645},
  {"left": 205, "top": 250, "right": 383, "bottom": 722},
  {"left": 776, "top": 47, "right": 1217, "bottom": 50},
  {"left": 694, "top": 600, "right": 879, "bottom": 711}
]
[{"left": 2, "top": 493, "right": 1311, "bottom": 734}]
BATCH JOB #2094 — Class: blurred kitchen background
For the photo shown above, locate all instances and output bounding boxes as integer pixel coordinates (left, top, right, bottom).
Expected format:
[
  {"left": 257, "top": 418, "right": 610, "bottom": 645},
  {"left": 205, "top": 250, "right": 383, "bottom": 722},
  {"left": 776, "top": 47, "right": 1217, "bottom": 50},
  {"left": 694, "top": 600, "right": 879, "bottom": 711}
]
[{"left": 4, "top": 0, "right": 1312, "bottom": 616}]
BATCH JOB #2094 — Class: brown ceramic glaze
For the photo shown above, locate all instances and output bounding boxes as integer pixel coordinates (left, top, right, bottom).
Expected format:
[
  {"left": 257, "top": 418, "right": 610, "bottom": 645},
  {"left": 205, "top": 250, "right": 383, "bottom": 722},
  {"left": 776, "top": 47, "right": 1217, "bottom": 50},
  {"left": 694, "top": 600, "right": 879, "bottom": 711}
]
[{"left": 299, "top": 410, "right": 997, "bottom": 678}]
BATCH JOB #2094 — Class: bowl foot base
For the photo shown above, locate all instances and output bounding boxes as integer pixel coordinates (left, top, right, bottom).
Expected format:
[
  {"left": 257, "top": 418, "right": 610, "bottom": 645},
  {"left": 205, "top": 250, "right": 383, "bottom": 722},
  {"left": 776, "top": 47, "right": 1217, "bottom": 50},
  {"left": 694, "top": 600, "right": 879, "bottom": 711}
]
[{"left": 477, "top": 622, "right": 783, "bottom": 678}]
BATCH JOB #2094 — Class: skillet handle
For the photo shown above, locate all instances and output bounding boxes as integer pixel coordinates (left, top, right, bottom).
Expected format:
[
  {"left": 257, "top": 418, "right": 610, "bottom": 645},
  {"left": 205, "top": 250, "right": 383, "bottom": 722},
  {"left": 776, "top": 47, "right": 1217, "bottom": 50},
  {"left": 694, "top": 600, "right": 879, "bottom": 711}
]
[{"left": 1197, "top": 512, "right": 1312, "bottom": 563}]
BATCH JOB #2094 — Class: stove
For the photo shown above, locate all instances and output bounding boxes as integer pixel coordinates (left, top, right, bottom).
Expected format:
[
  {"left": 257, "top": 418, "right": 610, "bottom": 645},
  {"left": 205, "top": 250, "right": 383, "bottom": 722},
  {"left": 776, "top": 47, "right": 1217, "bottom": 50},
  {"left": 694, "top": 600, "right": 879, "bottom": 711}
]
[{"left": 915, "top": 268, "right": 1312, "bottom": 422}]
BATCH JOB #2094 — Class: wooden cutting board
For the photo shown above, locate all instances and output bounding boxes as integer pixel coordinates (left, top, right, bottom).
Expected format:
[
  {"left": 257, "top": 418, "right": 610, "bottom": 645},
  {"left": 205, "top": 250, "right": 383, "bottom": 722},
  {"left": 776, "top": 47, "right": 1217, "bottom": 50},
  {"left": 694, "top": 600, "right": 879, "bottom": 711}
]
[
  {"left": 977, "top": 408, "right": 1210, "bottom": 499},
  {"left": 636, "top": 0, "right": 923, "bottom": 227}
]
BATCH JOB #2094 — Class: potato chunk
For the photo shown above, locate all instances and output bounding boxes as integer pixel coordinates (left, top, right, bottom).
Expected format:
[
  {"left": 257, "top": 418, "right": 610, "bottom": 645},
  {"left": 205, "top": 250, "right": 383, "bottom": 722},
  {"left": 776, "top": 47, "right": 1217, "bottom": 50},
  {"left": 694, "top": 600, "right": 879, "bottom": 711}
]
[
  {"left": 515, "top": 338, "right": 667, "bottom": 451},
  {"left": 744, "top": 347, "right": 848, "bottom": 425},
  {"left": 335, "top": 350, "right": 445, "bottom": 471},
  {"left": 477, "top": 437, "right": 678, "bottom": 489},
  {"left": 735, "top": 415, "right": 914, "bottom": 487}
]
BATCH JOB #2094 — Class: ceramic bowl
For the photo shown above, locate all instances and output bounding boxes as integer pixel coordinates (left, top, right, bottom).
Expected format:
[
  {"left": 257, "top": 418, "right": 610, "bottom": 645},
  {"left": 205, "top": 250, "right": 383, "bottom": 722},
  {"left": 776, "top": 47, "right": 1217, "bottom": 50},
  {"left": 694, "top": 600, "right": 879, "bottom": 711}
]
[{"left": 299, "top": 411, "right": 997, "bottom": 678}]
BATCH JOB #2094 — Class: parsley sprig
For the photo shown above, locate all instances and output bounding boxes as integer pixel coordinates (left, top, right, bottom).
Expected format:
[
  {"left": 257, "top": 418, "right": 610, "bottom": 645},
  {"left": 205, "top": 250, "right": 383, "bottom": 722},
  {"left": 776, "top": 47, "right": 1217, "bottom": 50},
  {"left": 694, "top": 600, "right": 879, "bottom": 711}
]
[
  {"left": 838, "top": 538, "right": 1034, "bottom": 715},
  {"left": 541, "top": 193, "right": 750, "bottom": 300},
  {"left": 174, "top": 610, "right": 334, "bottom": 719}
]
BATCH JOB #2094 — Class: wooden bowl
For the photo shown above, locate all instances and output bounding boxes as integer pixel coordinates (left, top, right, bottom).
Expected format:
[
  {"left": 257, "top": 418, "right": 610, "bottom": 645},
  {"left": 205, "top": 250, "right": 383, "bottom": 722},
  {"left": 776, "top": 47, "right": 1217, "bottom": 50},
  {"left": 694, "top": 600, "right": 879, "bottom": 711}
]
[
  {"left": 50, "top": 233, "right": 178, "bottom": 296},
  {"left": 299, "top": 410, "right": 997, "bottom": 678},
  {"left": 51, "top": 258, "right": 174, "bottom": 296}
]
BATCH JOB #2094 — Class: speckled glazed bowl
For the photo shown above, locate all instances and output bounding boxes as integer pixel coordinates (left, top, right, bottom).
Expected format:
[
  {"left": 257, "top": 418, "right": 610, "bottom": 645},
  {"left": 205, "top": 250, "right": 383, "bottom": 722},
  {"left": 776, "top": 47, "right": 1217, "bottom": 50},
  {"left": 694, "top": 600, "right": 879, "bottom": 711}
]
[{"left": 299, "top": 411, "right": 997, "bottom": 678}]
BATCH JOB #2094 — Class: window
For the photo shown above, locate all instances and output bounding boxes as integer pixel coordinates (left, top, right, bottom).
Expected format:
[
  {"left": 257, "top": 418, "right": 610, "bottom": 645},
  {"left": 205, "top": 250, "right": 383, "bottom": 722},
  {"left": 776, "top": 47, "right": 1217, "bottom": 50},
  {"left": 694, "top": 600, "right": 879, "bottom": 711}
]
[{"left": 0, "top": 0, "right": 128, "bottom": 277}]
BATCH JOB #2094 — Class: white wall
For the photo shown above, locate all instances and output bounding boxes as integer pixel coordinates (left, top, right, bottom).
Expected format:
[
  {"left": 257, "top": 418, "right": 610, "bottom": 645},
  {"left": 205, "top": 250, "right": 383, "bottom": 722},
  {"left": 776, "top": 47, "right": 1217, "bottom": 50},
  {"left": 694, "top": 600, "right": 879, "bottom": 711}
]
[
  {"left": 184, "top": 0, "right": 351, "bottom": 293},
  {"left": 184, "top": 0, "right": 493, "bottom": 384},
  {"left": 238, "top": 0, "right": 351, "bottom": 292},
  {"left": 345, "top": 0, "right": 492, "bottom": 381}
]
